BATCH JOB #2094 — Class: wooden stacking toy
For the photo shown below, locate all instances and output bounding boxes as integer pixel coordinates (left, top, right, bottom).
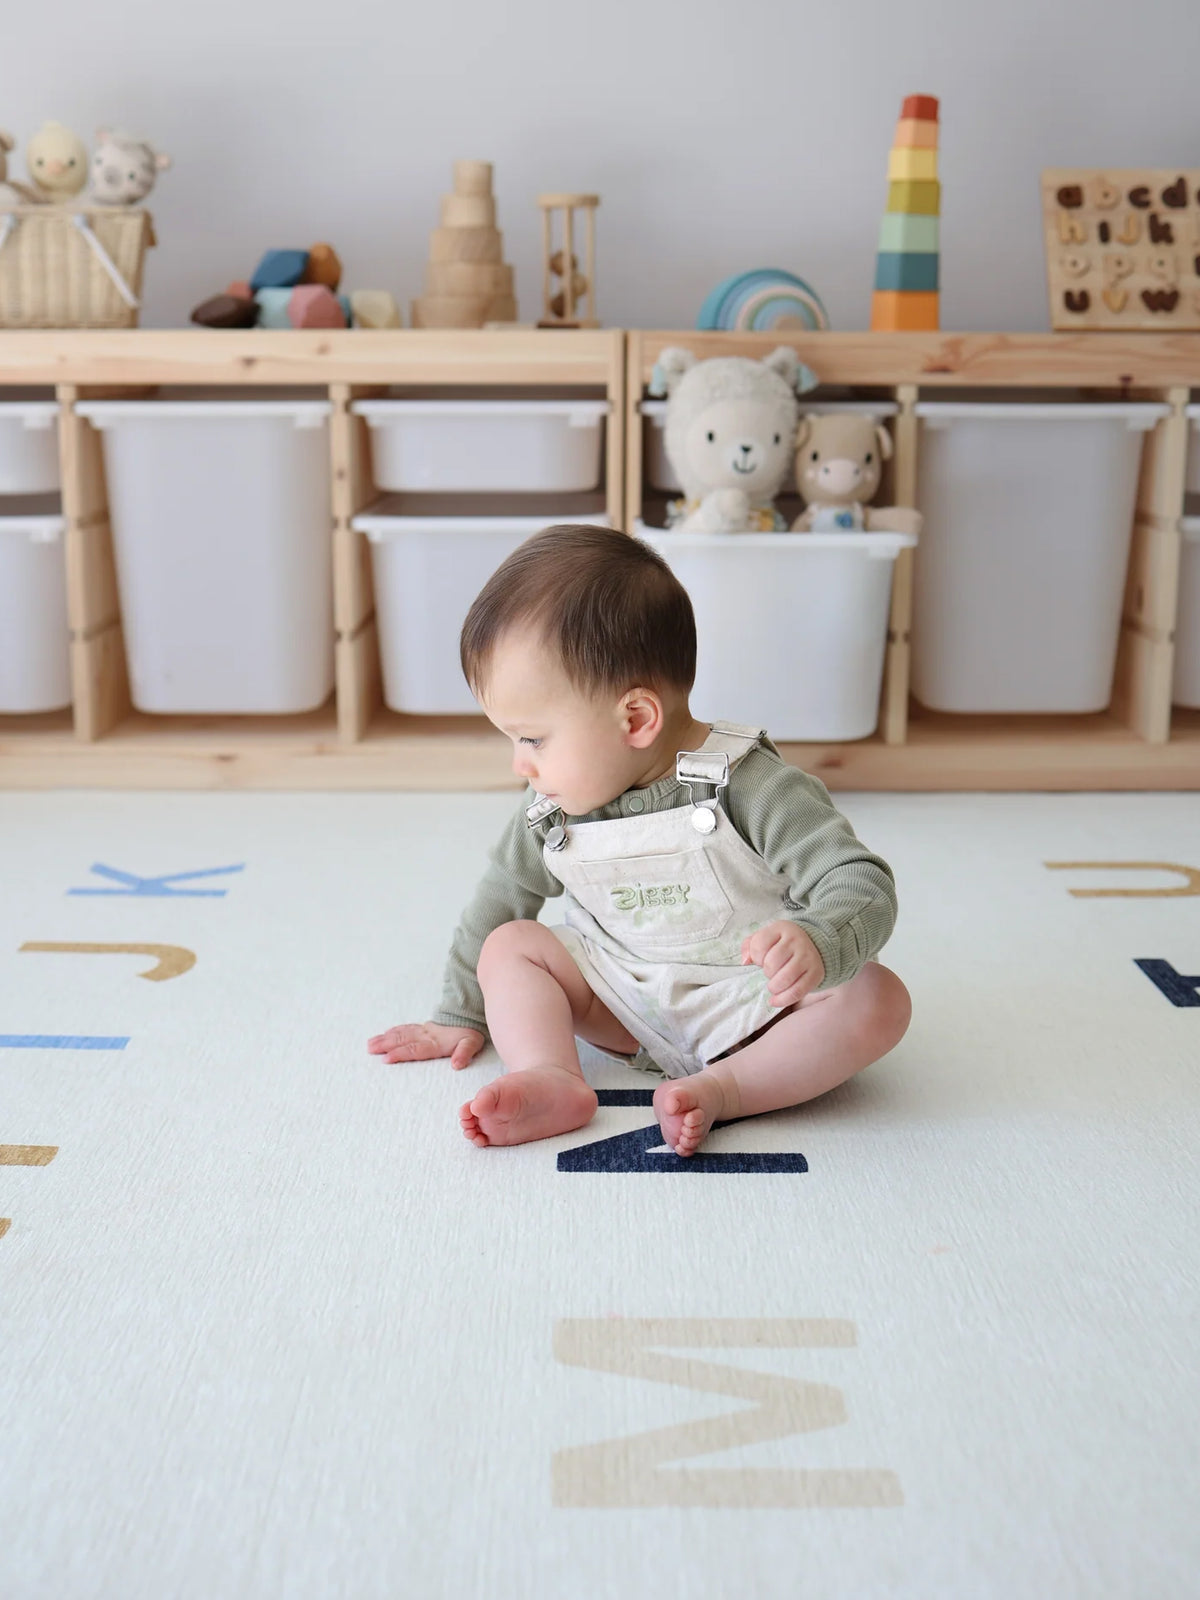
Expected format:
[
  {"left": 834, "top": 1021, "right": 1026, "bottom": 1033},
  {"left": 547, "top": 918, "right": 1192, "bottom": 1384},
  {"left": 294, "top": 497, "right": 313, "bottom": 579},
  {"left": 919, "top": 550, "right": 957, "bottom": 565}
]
[
  {"left": 871, "top": 95, "right": 940, "bottom": 331},
  {"left": 537, "top": 194, "right": 599, "bottom": 327},
  {"left": 411, "top": 161, "right": 518, "bottom": 328}
]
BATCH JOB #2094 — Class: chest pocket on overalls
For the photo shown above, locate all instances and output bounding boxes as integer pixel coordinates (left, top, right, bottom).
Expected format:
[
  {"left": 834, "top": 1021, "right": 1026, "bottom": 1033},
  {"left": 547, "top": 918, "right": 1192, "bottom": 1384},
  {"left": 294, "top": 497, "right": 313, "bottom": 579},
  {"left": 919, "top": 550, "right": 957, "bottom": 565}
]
[{"left": 566, "top": 844, "right": 734, "bottom": 954}]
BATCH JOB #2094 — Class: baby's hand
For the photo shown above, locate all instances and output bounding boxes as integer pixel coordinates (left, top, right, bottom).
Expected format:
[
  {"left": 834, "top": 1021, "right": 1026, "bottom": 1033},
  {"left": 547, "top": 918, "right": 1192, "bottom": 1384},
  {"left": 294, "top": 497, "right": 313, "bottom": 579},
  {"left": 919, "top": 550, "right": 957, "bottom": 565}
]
[
  {"left": 741, "top": 921, "right": 825, "bottom": 1007},
  {"left": 368, "top": 1021, "right": 485, "bottom": 1070}
]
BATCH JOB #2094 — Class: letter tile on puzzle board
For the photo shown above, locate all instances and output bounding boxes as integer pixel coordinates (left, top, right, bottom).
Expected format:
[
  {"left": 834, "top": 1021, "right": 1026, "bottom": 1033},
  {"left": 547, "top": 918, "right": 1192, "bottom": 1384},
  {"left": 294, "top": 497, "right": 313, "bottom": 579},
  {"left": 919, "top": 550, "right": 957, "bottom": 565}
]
[{"left": 1041, "top": 168, "right": 1200, "bottom": 329}]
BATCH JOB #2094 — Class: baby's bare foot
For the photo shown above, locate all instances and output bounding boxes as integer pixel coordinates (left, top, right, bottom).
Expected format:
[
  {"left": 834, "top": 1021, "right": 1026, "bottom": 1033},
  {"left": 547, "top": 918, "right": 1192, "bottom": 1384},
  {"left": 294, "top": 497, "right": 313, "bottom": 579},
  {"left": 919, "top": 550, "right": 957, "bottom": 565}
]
[
  {"left": 459, "top": 1068, "right": 597, "bottom": 1148},
  {"left": 653, "top": 1072, "right": 730, "bottom": 1157}
]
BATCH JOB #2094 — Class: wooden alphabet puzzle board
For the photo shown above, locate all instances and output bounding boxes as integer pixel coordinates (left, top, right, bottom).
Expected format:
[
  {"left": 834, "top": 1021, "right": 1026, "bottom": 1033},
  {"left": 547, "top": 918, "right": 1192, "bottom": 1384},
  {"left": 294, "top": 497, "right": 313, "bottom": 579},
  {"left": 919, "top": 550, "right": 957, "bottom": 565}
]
[{"left": 1042, "top": 168, "right": 1200, "bottom": 329}]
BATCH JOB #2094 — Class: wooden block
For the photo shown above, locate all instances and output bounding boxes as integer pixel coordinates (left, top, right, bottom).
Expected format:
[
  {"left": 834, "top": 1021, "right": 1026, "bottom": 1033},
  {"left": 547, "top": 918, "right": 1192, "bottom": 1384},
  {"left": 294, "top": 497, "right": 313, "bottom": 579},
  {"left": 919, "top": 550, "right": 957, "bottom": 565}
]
[
  {"left": 453, "top": 160, "right": 493, "bottom": 197},
  {"left": 348, "top": 289, "right": 402, "bottom": 329},
  {"left": 190, "top": 293, "right": 258, "bottom": 328},
  {"left": 225, "top": 280, "right": 253, "bottom": 300},
  {"left": 301, "top": 242, "right": 342, "bottom": 291},
  {"left": 888, "top": 147, "right": 938, "bottom": 182},
  {"left": 288, "top": 284, "right": 347, "bottom": 329},
  {"left": 901, "top": 94, "right": 939, "bottom": 121},
  {"left": 886, "top": 180, "right": 940, "bottom": 216},
  {"left": 878, "top": 212, "right": 939, "bottom": 253},
  {"left": 249, "top": 248, "right": 309, "bottom": 291},
  {"left": 428, "top": 227, "right": 503, "bottom": 263},
  {"left": 486, "top": 294, "right": 518, "bottom": 322},
  {"left": 893, "top": 118, "right": 939, "bottom": 150},
  {"left": 870, "top": 290, "right": 940, "bottom": 331},
  {"left": 424, "top": 261, "right": 514, "bottom": 296},
  {"left": 411, "top": 295, "right": 491, "bottom": 328},
  {"left": 254, "top": 287, "right": 292, "bottom": 329},
  {"left": 874, "top": 251, "right": 939, "bottom": 292},
  {"left": 441, "top": 194, "right": 496, "bottom": 228}
]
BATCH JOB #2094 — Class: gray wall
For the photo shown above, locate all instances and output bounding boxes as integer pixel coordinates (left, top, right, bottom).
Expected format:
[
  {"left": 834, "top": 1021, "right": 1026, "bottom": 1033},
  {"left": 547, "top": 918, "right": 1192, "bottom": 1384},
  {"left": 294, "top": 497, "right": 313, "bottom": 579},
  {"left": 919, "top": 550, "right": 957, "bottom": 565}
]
[{"left": 3, "top": 0, "right": 1195, "bottom": 331}]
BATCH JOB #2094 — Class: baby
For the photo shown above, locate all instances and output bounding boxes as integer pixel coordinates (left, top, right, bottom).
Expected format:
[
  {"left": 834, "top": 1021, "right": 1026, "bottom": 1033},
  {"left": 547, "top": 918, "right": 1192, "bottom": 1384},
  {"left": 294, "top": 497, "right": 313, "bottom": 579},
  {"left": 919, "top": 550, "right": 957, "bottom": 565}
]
[{"left": 368, "top": 523, "right": 911, "bottom": 1157}]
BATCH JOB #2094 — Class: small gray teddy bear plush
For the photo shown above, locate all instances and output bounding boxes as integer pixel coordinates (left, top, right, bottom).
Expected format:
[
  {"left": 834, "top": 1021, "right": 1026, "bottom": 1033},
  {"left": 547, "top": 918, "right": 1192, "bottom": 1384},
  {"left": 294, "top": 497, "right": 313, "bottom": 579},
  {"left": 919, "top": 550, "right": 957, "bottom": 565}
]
[
  {"left": 649, "top": 346, "right": 819, "bottom": 533},
  {"left": 89, "top": 129, "right": 172, "bottom": 206}
]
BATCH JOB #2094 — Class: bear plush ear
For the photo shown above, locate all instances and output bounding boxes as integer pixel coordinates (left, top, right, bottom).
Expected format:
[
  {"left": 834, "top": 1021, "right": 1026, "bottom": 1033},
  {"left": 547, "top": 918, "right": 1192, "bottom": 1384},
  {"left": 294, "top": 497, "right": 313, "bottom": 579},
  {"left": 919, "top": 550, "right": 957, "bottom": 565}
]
[
  {"left": 155, "top": 152, "right": 173, "bottom": 172},
  {"left": 761, "top": 347, "right": 819, "bottom": 396},
  {"left": 875, "top": 424, "right": 893, "bottom": 462},
  {"left": 648, "top": 347, "right": 696, "bottom": 397}
]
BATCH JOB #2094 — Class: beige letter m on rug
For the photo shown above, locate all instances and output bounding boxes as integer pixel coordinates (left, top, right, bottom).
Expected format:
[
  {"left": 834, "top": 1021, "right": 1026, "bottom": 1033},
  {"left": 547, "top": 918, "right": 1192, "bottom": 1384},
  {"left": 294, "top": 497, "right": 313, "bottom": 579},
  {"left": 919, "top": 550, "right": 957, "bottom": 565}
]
[{"left": 552, "top": 1317, "right": 902, "bottom": 1508}]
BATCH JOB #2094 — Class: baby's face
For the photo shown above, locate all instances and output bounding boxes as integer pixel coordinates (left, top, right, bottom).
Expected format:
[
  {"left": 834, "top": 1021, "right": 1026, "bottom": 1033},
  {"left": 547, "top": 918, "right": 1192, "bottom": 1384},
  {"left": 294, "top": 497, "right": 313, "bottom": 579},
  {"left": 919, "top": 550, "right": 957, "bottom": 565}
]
[{"left": 478, "top": 633, "right": 641, "bottom": 817}]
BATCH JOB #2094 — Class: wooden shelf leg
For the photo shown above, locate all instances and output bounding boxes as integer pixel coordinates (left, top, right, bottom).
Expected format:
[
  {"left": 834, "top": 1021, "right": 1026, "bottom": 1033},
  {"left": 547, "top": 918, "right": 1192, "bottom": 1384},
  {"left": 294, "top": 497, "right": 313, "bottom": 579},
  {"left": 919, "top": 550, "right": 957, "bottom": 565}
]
[
  {"left": 57, "top": 384, "right": 130, "bottom": 740},
  {"left": 1112, "top": 385, "right": 1189, "bottom": 744},
  {"left": 330, "top": 382, "right": 383, "bottom": 743},
  {"left": 880, "top": 383, "right": 918, "bottom": 745}
]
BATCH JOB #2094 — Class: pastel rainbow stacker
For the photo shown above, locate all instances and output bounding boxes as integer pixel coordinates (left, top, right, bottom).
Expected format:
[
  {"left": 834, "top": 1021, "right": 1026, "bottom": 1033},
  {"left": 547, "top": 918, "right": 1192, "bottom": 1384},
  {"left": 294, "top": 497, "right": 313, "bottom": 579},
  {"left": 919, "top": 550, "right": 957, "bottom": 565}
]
[{"left": 871, "top": 94, "right": 940, "bottom": 331}]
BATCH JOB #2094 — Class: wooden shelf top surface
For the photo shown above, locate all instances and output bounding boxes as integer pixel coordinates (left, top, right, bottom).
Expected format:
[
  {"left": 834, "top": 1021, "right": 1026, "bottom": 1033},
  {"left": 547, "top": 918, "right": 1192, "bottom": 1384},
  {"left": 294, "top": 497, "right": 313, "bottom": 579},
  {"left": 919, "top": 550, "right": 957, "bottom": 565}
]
[{"left": 0, "top": 329, "right": 1197, "bottom": 389}]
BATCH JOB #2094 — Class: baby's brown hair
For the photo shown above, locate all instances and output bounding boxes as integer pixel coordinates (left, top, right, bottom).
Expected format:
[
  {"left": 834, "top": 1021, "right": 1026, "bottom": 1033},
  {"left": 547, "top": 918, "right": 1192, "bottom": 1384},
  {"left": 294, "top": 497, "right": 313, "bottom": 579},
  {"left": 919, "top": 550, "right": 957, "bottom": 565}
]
[{"left": 460, "top": 523, "right": 696, "bottom": 700}]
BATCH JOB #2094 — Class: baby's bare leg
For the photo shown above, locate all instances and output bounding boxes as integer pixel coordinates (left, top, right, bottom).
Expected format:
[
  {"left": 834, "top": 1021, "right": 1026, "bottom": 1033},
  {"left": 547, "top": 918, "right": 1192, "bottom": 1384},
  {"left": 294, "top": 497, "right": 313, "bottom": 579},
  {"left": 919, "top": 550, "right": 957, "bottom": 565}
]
[
  {"left": 654, "top": 962, "right": 911, "bottom": 1157},
  {"left": 461, "top": 920, "right": 640, "bottom": 1149}
]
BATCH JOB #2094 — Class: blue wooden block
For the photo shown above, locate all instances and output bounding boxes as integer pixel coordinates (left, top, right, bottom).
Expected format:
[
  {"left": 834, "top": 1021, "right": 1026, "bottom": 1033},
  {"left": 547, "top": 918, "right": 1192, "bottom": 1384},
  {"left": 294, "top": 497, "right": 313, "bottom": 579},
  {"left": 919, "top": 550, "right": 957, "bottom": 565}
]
[
  {"left": 254, "top": 287, "right": 293, "bottom": 329},
  {"left": 338, "top": 294, "right": 353, "bottom": 326},
  {"left": 874, "top": 251, "right": 940, "bottom": 292},
  {"left": 250, "top": 248, "right": 310, "bottom": 292}
]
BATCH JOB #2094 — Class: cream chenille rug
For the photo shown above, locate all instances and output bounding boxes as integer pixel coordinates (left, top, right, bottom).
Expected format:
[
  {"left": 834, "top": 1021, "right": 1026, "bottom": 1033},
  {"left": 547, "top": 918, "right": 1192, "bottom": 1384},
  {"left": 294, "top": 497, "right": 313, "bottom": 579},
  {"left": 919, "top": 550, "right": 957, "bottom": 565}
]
[{"left": 0, "top": 787, "right": 1197, "bottom": 1600}]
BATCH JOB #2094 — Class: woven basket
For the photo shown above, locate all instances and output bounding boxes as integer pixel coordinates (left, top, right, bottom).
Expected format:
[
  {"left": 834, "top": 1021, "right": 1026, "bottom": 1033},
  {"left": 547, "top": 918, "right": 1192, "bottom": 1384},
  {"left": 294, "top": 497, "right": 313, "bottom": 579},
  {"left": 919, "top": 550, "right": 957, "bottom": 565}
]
[{"left": 0, "top": 206, "right": 156, "bottom": 328}]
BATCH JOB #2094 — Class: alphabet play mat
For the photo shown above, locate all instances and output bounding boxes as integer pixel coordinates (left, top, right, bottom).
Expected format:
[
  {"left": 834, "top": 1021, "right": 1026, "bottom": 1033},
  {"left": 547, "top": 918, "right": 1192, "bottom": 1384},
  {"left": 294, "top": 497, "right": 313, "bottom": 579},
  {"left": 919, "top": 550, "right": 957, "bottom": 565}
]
[{"left": 1, "top": 788, "right": 1197, "bottom": 1598}]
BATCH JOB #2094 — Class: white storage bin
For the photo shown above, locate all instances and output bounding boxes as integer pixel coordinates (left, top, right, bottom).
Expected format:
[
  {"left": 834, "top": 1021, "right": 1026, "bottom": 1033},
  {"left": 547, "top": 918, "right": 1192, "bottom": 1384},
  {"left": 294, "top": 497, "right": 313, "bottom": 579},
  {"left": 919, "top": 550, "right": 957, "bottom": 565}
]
[
  {"left": 641, "top": 399, "right": 897, "bottom": 493},
  {"left": 0, "top": 394, "right": 60, "bottom": 493},
  {"left": 637, "top": 524, "right": 916, "bottom": 741},
  {"left": 352, "top": 399, "right": 610, "bottom": 493},
  {"left": 0, "top": 501, "right": 70, "bottom": 713},
  {"left": 1173, "top": 518, "right": 1200, "bottom": 708},
  {"left": 76, "top": 396, "right": 333, "bottom": 715},
  {"left": 1186, "top": 404, "right": 1200, "bottom": 496},
  {"left": 911, "top": 401, "right": 1166, "bottom": 714},
  {"left": 350, "top": 512, "right": 610, "bottom": 714}
]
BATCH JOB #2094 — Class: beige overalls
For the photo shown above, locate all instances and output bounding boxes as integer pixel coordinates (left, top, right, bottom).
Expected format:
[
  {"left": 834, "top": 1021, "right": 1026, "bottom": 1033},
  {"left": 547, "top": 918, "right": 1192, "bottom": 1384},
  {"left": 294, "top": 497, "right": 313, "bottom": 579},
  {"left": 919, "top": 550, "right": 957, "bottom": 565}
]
[{"left": 528, "top": 722, "right": 802, "bottom": 1080}]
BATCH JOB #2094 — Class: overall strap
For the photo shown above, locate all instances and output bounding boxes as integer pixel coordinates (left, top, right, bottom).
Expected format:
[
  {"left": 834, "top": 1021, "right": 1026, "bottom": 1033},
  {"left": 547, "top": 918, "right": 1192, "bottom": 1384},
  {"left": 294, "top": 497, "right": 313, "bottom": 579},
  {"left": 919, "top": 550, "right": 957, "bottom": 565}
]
[{"left": 675, "top": 723, "right": 764, "bottom": 834}]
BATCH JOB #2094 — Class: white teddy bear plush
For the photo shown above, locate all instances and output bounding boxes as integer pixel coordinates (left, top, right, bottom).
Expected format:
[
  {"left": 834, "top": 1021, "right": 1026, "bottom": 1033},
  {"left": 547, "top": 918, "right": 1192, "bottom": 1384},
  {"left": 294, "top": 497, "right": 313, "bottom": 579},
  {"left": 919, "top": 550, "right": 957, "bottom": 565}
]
[
  {"left": 89, "top": 128, "right": 171, "bottom": 206},
  {"left": 649, "top": 345, "right": 819, "bottom": 533}
]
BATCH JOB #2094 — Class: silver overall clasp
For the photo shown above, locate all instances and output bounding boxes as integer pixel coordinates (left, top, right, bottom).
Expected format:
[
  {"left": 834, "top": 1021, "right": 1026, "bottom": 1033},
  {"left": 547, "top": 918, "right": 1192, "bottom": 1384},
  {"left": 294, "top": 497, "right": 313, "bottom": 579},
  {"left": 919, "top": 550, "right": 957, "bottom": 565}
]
[
  {"left": 525, "top": 792, "right": 567, "bottom": 851},
  {"left": 675, "top": 750, "right": 730, "bottom": 835}
]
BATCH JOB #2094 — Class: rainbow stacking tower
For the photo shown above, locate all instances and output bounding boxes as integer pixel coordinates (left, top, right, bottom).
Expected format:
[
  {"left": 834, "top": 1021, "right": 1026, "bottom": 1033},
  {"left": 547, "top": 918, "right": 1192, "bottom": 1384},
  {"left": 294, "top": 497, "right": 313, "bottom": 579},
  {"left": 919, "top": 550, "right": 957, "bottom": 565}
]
[{"left": 870, "top": 94, "right": 940, "bottom": 331}]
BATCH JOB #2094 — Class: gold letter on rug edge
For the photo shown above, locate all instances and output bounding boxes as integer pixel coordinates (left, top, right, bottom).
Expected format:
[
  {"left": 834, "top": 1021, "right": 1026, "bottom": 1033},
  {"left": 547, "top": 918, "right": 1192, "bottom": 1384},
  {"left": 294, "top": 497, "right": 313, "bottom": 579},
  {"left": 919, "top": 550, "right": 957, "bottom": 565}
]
[
  {"left": 1045, "top": 861, "right": 1200, "bottom": 897},
  {"left": 19, "top": 943, "right": 196, "bottom": 981},
  {"left": 552, "top": 1317, "right": 902, "bottom": 1508}
]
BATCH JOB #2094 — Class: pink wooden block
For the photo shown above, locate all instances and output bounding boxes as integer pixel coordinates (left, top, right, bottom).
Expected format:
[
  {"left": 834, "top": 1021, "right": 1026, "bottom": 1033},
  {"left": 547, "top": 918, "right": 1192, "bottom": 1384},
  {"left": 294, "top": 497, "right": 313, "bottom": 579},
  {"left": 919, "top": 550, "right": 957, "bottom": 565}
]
[{"left": 287, "top": 283, "right": 347, "bottom": 329}]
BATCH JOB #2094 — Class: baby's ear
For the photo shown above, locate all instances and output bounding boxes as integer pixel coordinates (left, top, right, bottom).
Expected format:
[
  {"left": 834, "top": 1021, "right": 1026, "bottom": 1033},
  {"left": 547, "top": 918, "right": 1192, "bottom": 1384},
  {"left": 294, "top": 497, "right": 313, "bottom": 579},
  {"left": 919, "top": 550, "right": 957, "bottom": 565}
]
[
  {"left": 0, "top": 130, "right": 14, "bottom": 154},
  {"left": 875, "top": 424, "right": 893, "bottom": 462},
  {"left": 649, "top": 346, "right": 696, "bottom": 397}
]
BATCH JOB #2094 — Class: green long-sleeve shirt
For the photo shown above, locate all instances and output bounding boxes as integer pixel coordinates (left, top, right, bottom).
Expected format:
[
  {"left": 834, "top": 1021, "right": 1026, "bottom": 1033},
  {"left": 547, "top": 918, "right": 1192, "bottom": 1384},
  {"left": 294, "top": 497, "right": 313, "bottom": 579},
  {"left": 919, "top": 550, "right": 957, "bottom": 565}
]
[{"left": 432, "top": 733, "right": 898, "bottom": 1040}]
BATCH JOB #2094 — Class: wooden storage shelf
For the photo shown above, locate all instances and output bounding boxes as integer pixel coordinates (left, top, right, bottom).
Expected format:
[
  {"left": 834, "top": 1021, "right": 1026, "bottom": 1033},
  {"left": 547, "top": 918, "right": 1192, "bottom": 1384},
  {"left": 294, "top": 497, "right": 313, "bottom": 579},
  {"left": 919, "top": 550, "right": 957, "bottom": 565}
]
[{"left": 1, "top": 329, "right": 1199, "bottom": 790}]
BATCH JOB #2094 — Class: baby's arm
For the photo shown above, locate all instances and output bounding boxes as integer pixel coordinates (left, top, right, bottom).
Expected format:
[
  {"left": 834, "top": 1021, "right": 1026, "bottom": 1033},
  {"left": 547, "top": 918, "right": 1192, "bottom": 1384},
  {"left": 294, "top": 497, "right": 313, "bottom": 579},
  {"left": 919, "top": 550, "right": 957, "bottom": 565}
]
[
  {"left": 368, "top": 798, "right": 561, "bottom": 1068},
  {"left": 727, "top": 745, "right": 898, "bottom": 990}
]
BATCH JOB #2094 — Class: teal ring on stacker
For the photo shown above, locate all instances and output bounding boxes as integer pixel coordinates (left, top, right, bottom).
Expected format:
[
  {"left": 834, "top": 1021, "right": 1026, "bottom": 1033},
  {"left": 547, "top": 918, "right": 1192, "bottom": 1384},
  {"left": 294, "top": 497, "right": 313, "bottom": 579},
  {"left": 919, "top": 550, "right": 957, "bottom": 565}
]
[{"left": 874, "top": 252, "right": 940, "bottom": 292}]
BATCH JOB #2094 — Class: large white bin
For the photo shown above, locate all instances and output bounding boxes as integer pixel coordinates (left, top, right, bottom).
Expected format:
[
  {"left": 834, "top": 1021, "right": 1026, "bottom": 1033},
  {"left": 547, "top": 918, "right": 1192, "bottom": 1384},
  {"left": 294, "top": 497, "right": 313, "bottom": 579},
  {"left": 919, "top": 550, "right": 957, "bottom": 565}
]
[
  {"left": 350, "top": 512, "right": 610, "bottom": 714},
  {"left": 637, "top": 525, "right": 915, "bottom": 741},
  {"left": 1173, "top": 519, "right": 1200, "bottom": 708},
  {"left": 0, "top": 501, "right": 70, "bottom": 713},
  {"left": 911, "top": 402, "right": 1166, "bottom": 713},
  {"left": 641, "top": 399, "right": 897, "bottom": 493},
  {"left": 77, "top": 396, "right": 333, "bottom": 715},
  {"left": 0, "top": 395, "right": 60, "bottom": 493},
  {"left": 1185, "top": 404, "right": 1200, "bottom": 495},
  {"left": 352, "top": 399, "right": 609, "bottom": 493}
]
